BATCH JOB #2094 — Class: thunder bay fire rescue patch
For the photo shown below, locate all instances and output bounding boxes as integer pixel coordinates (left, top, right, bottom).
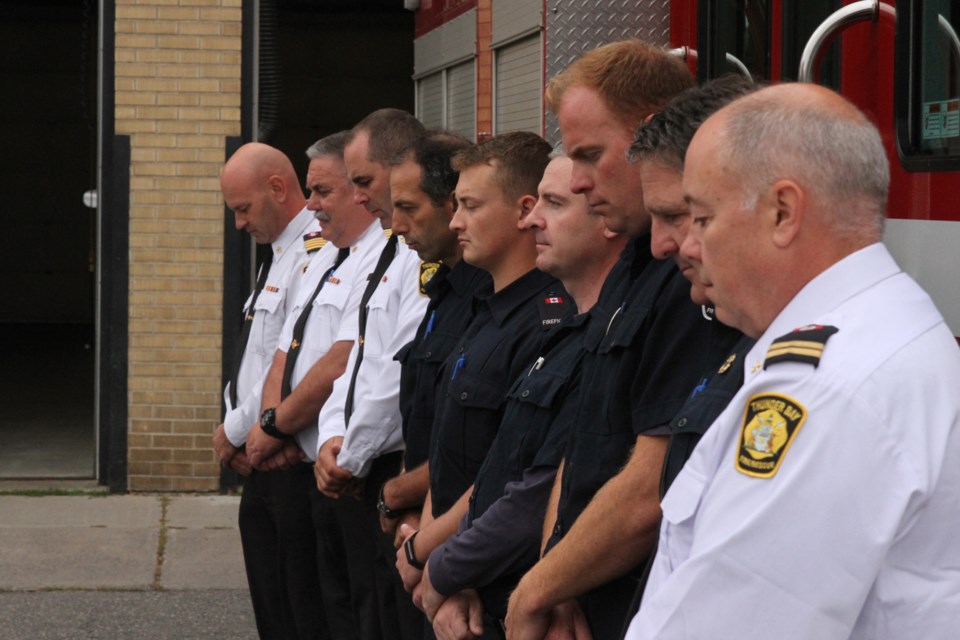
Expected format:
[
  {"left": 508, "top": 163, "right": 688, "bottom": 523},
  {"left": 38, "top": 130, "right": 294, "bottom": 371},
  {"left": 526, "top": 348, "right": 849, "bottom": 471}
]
[
  {"left": 735, "top": 393, "right": 807, "bottom": 478},
  {"left": 419, "top": 262, "right": 440, "bottom": 295}
]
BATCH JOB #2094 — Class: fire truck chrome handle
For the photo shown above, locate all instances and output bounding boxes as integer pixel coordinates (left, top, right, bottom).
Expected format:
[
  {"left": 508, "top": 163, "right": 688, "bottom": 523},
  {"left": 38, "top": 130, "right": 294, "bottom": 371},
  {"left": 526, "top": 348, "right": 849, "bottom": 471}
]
[
  {"left": 799, "top": 0, "right": 893, "bottom": 82},
  {"left": 669, "top": 46, "right": 751, "bottom": 81}
]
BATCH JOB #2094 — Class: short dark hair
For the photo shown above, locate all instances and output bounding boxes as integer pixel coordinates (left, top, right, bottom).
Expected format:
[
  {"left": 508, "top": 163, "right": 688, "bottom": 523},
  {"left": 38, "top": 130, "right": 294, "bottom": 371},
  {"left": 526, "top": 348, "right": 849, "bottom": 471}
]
[
  {"left": 305, "top": 130, "right": 351, "bottom": 160},
  {"left": 394, "top": 131, "right": 473, "bottom": 207},
  {"left": 628, "top": 74, "right": 759, "bottom": 169},
  {"left": 349, "top": 108, "right": 426, "bottom": 165},
  {"left": 451, "top": 131, "right": 552, "bottom": 201}
]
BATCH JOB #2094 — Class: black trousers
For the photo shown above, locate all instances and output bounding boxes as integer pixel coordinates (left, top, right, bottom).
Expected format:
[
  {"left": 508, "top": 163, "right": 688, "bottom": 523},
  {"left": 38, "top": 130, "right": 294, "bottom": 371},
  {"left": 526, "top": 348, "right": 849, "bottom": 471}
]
[
  {"left": 312, "top": 452, "right": 425, "bottom": 640},
  {"left": 239, "top": 462, "right": 328, "bottom": 640}
]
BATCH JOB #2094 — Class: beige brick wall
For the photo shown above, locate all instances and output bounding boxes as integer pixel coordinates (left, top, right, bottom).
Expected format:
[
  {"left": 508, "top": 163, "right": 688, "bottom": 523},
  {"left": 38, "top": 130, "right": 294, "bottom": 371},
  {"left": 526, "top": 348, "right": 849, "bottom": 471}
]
[{"left": 116, "top": 0, "right": 242, "bottom": 491}]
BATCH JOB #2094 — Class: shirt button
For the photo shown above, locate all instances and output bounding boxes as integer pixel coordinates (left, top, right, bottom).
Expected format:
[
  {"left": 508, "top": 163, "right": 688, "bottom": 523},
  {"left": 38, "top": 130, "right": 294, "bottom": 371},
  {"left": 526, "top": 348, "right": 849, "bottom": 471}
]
[
  {"left": 677, "top": 417, "right": 688, "bottom": 427},
  {"left": 553, "top": 524, "right": 561, "bottom": 535},
  {"left": 521, "top": 390, "right": 530, "bottom": 398},
  {"left": 459, "top": 392, "right": 468, "bottom": 400},
  {"left": 424, "top": 351, "right": 432, "bottom": 358}
]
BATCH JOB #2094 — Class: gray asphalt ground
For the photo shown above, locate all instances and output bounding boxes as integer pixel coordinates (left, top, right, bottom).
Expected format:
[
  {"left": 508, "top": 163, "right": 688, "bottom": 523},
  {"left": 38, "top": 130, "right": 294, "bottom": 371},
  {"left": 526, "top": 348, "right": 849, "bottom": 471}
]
[{"left": 0, "top": 492, "right": 259, "bottom": 639}]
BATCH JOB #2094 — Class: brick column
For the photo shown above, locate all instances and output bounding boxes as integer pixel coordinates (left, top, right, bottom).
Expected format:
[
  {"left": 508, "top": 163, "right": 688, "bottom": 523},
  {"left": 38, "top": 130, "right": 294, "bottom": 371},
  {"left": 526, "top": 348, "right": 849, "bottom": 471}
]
[
  {"left": 115, "top": 0, "right": 242, "bottom": 491},
  {"left": 476, "top": 0, "right": 493, "bottom": 141}
]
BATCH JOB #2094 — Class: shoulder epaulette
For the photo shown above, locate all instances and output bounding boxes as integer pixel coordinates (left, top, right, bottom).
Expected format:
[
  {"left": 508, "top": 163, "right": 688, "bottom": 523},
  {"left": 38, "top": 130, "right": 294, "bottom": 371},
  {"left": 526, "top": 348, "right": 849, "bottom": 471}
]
[
  {"left": 419, "top": 262, "right": 440, "bottom": 295},
  {"left": 764, "top": 325, "right": 839, "bottom": 369},
  {"left": 303, "top": 231, "right": 326, "bottom": 254},
  {"left": 538, "top": 292, "right": 573, "bottom": 329}
]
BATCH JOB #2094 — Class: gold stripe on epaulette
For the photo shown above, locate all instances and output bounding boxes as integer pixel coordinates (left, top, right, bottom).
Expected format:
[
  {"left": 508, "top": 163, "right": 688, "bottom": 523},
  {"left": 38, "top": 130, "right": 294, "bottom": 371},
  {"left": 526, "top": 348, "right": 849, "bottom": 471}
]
[
  {"left": 765, "top": 345, "right": 825, "bottom": 360},
  {"left": 304, "top": 236, "right": 327, "bottom": 253},
  {"left": 768, "top": 339, "right": 827, "bottom": 351}
]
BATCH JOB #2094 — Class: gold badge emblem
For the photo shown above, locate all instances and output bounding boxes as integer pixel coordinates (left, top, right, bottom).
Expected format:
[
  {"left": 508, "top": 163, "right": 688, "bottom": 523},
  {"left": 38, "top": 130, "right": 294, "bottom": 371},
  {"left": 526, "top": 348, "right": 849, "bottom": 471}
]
[
  {"left": 419, "top": 262, "right": 440, "bottom": 295},
  {"left": 735, "top": 393, "right": 806, "bottom": 479}
]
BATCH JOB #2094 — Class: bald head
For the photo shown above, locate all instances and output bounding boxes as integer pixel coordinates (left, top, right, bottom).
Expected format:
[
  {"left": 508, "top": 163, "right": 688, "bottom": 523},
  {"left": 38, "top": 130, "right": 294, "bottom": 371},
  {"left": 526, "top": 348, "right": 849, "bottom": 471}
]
[
  {"left": 221, "top": 142, "right": 306, "bottom": 244},
  {"left": 712, "top": 83, "right": 888, "bottom": 241}
]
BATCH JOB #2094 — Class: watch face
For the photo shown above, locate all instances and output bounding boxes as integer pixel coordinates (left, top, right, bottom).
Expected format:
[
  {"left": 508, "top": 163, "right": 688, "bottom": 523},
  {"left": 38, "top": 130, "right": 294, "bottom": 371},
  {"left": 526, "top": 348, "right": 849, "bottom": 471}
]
[{"left": 261, "top": 408, "right": 275, "bottom": 428}]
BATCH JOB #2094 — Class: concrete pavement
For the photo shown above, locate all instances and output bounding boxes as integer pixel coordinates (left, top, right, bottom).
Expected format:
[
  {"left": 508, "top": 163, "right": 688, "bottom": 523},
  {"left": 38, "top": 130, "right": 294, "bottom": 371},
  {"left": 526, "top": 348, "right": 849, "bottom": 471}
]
[{"left": 0, "top": 493, "right": 258, "bottom": 639}]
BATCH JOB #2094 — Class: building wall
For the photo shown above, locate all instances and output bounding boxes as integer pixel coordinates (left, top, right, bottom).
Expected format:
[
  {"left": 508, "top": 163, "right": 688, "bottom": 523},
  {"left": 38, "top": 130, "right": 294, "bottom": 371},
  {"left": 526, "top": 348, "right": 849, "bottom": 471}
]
[{"left": 115, "top": 0, "right": 242, "bottom": 491}]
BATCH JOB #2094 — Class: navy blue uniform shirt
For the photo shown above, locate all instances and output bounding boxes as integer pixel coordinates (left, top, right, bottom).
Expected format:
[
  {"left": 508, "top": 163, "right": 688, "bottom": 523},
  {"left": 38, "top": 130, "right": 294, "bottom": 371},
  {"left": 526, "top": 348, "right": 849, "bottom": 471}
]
[
  {"left": 546, "top": 235, "right": 736, "bottom": 638},
  {"left": 395, "top": 261, "right": 491, "bottom": 469},
  {"left": 660, "top": 332, "right": 754, "bottom": 496},
  {"left": 428, "top": 268, "right": 573, "bottom": 516}
]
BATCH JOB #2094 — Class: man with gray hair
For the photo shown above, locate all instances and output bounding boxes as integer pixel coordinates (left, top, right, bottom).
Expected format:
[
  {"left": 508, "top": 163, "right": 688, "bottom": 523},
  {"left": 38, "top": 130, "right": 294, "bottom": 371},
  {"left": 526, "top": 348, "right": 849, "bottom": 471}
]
[
  {"left": 241, "top": 130, "right": 383, "bottom": 640},
  {"left": 627, "top": 83, "right": 960, "bottom": 639},
  {"left": 315, "top": 109, "right": 429, "bottom": 640}
]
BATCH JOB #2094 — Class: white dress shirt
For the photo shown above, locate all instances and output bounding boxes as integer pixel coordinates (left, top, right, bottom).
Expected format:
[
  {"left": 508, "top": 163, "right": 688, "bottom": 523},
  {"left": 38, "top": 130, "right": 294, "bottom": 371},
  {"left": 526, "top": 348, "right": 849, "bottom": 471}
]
[
  {"left": 628, "top": 243, "right": 960, "bottom": 640},
  {"left": 317, "top": 240, "right": 429, "bottom": 476},
  {"left": 223, "top": 206, "right": 318, "bottom": 446},
  {"left": 277, "top": 220, "right": 386, "bottom": 460}
]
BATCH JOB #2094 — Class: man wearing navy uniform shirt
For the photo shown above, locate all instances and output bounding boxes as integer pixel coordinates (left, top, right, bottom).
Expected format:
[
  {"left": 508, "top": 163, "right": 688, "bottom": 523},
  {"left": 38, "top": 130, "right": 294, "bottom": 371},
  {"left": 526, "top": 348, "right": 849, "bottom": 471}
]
[
  {"left": 419, "top": 152, "right": 628, "bottom": 640},
  {"left": 395, "top": 133, "right": 572, "bottom": 606},
  {"left": 378, "top": 133, "right": 491, "bottom": 549},
  {"left": 505, "top": 41, "right": 729, "bottom": 640}
]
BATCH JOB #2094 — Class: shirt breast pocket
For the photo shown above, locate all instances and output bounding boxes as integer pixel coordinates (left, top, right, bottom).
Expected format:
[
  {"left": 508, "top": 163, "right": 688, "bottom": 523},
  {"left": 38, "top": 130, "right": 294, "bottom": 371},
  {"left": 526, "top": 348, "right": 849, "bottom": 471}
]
[
  {"left": 364, "top": 286, "right": 394, "bottom": 352},
  {"left": 315, "top": 281, "right": 349, "bottom": 312},
  {"left": 506, "top": 370, "right": 565, "bottom": 410},
  {"left": 660, "top": 466, "right": 708, "bottom": 570},
  {"left": 504, "top": 371, "right": 566, "bottom": 464},
  {"left": 249, "top": 288, "right": 285, "bottom": 357},
  {"left": 415, "top": 332, "right": 460, "bottom": 369},
  {"left": 448, "top": 371, "right": 505, "bottom": 469},
  {"left": 597, "top": 302, "right": 650, "bottom": 354},
  {"left": 309, "top": 282, "right": 350, "bottom": 347}
]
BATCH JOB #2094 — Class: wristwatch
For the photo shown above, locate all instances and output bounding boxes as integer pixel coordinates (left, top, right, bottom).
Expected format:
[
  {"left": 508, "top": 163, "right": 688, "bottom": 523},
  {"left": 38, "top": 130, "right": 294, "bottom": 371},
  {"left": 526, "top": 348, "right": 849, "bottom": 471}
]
[
  {"left": 404, "top": 531, "right": 425, "bottom": 570},
  {"left": 377, "top": 484, "right": 403, "bottom": 519},
  {"left": 259, "top": 408, "right": 289, "bottom": 440}
]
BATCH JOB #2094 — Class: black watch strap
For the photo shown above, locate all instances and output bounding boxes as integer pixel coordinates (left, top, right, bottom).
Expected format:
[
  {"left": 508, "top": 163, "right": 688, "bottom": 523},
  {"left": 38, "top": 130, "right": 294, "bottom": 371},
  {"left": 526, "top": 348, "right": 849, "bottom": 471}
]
[
  {"left": 259, "top": 407, "right": 289, "bottom": 440},
  {"left": 377, "top": 484, "right": 403, "bottom": 519},
  {"left": 404, "top": 531, "right": 425, "bottom": 570}
]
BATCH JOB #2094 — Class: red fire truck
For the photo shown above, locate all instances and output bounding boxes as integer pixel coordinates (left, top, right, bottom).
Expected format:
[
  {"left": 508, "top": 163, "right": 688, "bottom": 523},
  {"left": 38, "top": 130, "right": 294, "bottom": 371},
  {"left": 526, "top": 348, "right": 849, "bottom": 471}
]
[
  {"left": 411, "top": 0, "right": 958, "bottom": 337},
  {"left": 670, "top": 0, "right": 960, "bottom": 338}
]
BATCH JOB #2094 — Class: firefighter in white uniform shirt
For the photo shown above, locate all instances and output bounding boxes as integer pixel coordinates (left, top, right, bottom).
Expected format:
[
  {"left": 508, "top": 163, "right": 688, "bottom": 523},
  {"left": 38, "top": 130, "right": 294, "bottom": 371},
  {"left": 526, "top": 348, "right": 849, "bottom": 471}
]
[
  {"left": 237, "top": 132, "right": 382, "bottom": 640},
  {"left": 213, "top": 142, "right": 318, "bottom": 473},
  {"left": 314, "top": 109, "right": 429, "bottom": 640},
  {"left": 212, "top": 142, "right": 329, "bottom": 639},
  {"left": 626, "top": 84, "right": 960, "bottom": 640}
]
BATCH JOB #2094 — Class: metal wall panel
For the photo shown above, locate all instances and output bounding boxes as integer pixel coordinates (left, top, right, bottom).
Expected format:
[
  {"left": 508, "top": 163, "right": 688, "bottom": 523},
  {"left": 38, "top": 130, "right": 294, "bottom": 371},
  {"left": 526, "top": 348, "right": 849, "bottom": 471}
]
[
  {"left": 495, "top": 34, "right": 542, "bottom": 134},
  {"left": 414, "top": 9, "right": 477, "bottom": 77},
  {"left": 417, "top": 72, "right": 444, "bottom": 130},
  {"left": 544, "top": 0, "right": 671, "bottom": 144},
  {"left": 491, "top": 0, "right": 542, "bottom": 48},
  {"left": 447, "top": 60, "right": 476, "bottom": 140}
]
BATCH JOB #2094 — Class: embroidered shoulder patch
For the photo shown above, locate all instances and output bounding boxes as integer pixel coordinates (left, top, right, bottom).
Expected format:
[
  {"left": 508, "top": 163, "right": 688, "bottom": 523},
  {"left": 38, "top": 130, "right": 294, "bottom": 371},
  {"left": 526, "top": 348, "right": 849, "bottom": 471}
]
[
  {"left": 303, "top": 231, "right": 326, "bottom": 254},
  {"left": 735, "top": 393, "right": 807, "bottom": 479},
  {"left": 764, "top": 325, "right": 838, "bottom": 369},
  {"left": 537, "top": 292, "right": 571, "bottom": 328},
  {"left": 419, "top": 262, "right": 440, "bottom": 295}
]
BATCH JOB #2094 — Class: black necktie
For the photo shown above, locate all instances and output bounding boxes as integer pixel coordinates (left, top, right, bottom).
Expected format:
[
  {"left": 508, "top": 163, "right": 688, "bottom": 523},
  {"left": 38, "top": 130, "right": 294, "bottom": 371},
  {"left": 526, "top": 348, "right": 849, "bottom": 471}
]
[
  {"left": 280, "top": 247, "right": 351, "bottom": 399},
  {"left": 229, "top": 249, "right": 274, "bottom": 407},
  {"left": 343, "top": 233, "right": 399, "bottom": 424}
]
